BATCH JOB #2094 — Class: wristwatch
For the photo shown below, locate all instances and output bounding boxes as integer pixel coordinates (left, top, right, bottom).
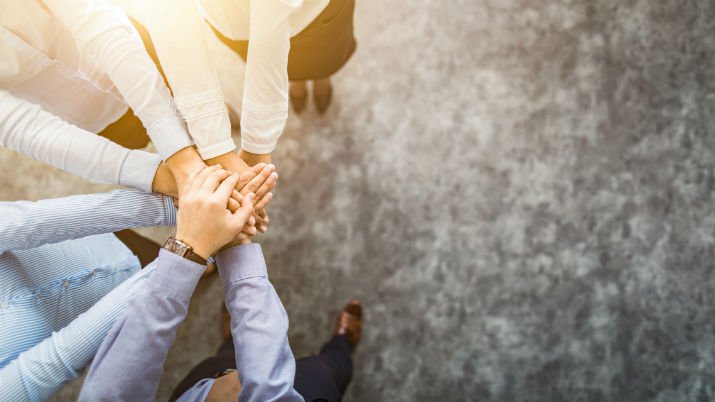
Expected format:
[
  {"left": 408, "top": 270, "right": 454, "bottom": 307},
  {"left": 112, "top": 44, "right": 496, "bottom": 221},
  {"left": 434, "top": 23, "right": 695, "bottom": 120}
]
[{"left": 163, "top": 237, "right": 208, "bottom": 266}]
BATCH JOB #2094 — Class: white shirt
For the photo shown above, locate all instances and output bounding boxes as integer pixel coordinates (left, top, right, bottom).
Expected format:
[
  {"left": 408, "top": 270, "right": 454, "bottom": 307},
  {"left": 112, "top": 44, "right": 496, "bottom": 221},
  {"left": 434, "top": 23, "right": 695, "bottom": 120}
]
[
  {"left": 0, "top": 0, "right": 193, "bottom": 165},
  {"left": 127, "top": 0, "right": 328, "bottom": 157},
  {"left": 0, "top": 89, "right": 160, "bottom": 192}
]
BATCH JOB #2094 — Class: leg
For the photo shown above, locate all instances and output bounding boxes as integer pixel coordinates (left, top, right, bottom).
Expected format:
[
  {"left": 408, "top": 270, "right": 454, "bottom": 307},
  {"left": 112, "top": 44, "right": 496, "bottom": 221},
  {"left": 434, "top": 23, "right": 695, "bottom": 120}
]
[
  {"left": 312, "top": 76, "right": 333, "bottom": 114},
  {"left": 293, "top": 300, "right": 362, "bottom": 402},
  {"left": 290, "top": 80, "right": 308, "bottom": 113},
  {"left": 294, "top": 335, "right": 353, "bottom": 402}
]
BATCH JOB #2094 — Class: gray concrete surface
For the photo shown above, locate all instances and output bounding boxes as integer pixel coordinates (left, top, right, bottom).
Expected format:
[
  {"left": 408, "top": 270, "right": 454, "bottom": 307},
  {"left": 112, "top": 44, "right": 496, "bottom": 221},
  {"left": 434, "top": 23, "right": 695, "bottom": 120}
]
[{"left": 2, "top": 0, "right": 715, "bottom": 401}]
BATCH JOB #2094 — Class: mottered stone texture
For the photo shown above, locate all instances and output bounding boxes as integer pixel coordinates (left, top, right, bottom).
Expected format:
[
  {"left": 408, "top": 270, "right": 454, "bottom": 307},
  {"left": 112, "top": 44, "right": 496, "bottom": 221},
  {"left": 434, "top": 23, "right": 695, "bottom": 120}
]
[{"left": 1, "top": 0, "right": 714, "bottom": 401}]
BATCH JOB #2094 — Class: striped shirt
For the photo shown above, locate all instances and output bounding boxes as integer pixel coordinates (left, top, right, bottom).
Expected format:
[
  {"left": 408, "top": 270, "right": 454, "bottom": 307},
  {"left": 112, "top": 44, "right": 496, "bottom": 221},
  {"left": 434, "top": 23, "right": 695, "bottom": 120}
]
[{"left": 0, "top": 190, "right": 176, "bottom": 402}]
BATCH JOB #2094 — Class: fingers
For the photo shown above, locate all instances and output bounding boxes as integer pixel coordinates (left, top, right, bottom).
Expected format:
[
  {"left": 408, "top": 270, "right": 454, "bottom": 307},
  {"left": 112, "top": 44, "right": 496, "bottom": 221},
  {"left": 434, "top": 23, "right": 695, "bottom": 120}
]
[
  {"left": 236, "top": 233, "right": 252, "bottom": 245},
  {"left": 202, "top": 168, "right": 232, "bottom": 193},
  {"left": 241, "top": 224, "right": 257, "bottom": 236},
  {"left": 227, "top": 197, "right": 239, "bottom": 212},
  {"left": 253, "top": 172, "right": 278, "bottom": 202},
  {"left": 236, "top": 162, "right": 266, "bottom": 189},
  {"left": 214, "top": 172, "right": 240, "bottom": 201},
  {"left": 191, "top": 164, "right": 223, "bottom": 192},
  {"left": 182, "top": 165, "right": 205, "bottom": 195},
  {"left": 231, "top": 192, "right": 255, "bottom": 228},
  {"left": 240, "top": 164, "right": 275, "bottom": 195},
  {"left": 255, "top": 192, "right": 273, "bottom": 210}
]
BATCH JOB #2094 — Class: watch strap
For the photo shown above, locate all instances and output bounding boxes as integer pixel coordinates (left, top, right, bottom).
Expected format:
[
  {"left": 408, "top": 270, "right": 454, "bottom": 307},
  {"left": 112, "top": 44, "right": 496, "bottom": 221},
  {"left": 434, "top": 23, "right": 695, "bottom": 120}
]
[{"left": 163, "top": 237, "right": 208, "bottom": 266}]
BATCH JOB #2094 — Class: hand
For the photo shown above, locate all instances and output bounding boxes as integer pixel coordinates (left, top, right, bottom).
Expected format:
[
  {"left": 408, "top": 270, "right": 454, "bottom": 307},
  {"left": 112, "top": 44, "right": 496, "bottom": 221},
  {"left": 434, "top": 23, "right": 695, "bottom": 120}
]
[
  {"left": 232, "top": 163, "right": 278, "bottom": 232},
  {"left": 175, "top": 165, "right": 255, "bottom": 259},
  {"left": 165, "top": 146, "right": 207, "bottom": 191},
  {"left": 151, "top": 162, "right": 178, "bottom": 197},
  {"left": 212, "top": 156, "right": 278, "bottom": 233},
  {"left": 205, "top": 151, "right": 250, "bottom": 176}
]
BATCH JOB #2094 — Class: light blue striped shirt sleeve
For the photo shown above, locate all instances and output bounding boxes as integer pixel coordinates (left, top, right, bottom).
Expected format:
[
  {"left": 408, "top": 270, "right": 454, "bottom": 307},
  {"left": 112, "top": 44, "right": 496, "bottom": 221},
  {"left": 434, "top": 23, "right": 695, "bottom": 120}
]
[
  {"left": 0, "top": 260, "right": 159, "bottom": 402},
  {"left": 0, "top": 190, "right": 176, "bottom": 254}
]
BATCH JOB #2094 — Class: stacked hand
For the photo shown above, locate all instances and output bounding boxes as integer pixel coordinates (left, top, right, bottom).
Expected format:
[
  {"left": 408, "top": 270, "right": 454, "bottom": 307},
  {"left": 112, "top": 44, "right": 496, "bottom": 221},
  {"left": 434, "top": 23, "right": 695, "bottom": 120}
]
[{"left": 175, "top": 165, "right": 257, "bottom": 259}]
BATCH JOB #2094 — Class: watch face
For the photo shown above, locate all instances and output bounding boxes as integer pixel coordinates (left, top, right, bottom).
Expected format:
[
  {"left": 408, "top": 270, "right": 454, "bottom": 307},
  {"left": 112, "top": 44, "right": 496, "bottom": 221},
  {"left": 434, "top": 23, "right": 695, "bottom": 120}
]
[{"left": 165, "top": 238, "right": 189, "bottom": 257}]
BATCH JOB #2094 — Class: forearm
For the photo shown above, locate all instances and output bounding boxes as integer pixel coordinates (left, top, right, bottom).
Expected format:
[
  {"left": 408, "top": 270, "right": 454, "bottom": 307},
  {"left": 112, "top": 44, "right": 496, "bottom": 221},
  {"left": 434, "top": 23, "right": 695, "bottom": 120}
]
[
  {"left": 80, "top": 251, "right": 204, "bottom": 402},
  {"left": 216, "top": 244, "right": 303, "bottom": 402},
  {"left": 0, "top": 90, "right": 160, "bottom": 191},
  {"left": 42, "top": 0, "right": 193, "bottom": 159},
  {"left": 142, "top": 0, "right": 235, "bottom": 160},
  {"left": 239, "top": 0, "right": 297, "bottom": 155},
  {"left": 0, "top": 262, "right": 159, "bottom": 402},
  {"left": 0, "top": 190, "right": 175, "bottom": 253}
]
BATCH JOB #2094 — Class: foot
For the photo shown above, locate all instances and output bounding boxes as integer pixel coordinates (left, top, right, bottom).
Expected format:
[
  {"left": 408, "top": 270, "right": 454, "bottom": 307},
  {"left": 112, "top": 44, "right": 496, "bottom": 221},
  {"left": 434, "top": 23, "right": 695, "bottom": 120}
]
[
  {"left": 313, "top": 77, "right": 333, "bottom": 114},
  {"left": 289, "top": 81, "right": 308, "bottom": 113},
  {"left": 333, "top": 300, "right": 362, "bottom": 351}
]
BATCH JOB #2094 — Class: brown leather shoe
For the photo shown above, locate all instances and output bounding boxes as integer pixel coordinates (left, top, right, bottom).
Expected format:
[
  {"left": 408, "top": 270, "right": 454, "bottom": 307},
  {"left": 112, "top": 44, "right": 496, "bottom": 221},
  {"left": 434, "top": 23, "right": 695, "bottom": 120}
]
[{"left": 333, "top": 300, "right": 363, "bottom": 351}]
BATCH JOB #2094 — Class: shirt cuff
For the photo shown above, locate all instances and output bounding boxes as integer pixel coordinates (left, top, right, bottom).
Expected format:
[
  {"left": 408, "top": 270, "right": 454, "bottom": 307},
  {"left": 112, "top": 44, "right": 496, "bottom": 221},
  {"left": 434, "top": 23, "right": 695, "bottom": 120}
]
[
  {"left": 195, "top": 137, "right": 237, "bottom": 160},
  {"left": 160, "top": 195, "right": 177, "bottom": 226},
  {"left": 216, "top": 243, "right": 267, "bottom": 284},
  {"left": 240, "top": 138, "right": 277, "bottom": 154},
  {"left": 152, "top": 249, "right": 206, "bottom": 301},
  {"left": 175, "top": 90, "right": 236, "bottom": 159},
  {"left": 146, "top": 115, "right": 195, "bottom": 161},
  {"left": 118, "top": 150, "right": 162, "bottom": 192},
  {"left": 238, "top": 100, "right": 287, "bottom": 154}
]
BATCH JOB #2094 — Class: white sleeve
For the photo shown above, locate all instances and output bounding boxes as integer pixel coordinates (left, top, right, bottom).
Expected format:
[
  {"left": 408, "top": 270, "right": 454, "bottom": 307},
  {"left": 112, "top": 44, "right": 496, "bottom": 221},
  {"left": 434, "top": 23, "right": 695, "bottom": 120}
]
[
  {"left": 0, "top": 90, "right": 160, "bottom": 192},
  {"left": 239, "top": 0, "right": 301, "bottom": 154},
  {"left": 140, "top": 0, "right": 235, "bottom": 160},
  {"left": 41, "top": 0, "right": 194, "bottom": 160}
]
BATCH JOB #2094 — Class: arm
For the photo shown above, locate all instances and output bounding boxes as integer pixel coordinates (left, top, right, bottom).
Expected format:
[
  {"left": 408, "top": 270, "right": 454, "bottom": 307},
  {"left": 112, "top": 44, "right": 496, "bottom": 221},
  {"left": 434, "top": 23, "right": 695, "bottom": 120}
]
[
  {"left": 41, "top": 0, "right": 195, "bottom": 162},
  {"left": 137, "top": 0, "right": 235, "bottom": 161},
  {"left": 216, "top": 244, "right": 303, "bottom": 402},
  {"left": 79, "top": 165, "right": 256, "bottom": 401},
  {"left": 0, "top": 190, "right": 175, "bottom": 254},
  {"left": 239, "top": 0, "right": 301, "bottom": 156},
  {"left": 0, "top": 90, "right": 160, "bottom": 192},
  {"left": 78, "top": 251, "right": 204, "bottom": 402},
  {"left": 0, "top": 260, "right": 159, "bottom": 402}
]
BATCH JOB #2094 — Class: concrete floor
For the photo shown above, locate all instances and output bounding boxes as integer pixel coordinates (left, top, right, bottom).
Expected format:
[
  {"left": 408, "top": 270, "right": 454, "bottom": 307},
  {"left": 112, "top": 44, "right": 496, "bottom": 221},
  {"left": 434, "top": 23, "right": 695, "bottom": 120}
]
[{"left": 2, "top": 0, "right": 715, "bottom": 401}]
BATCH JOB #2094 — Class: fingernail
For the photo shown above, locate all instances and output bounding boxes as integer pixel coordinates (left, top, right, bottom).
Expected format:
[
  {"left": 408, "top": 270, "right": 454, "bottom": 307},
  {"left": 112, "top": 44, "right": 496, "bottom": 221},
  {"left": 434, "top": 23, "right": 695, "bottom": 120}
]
[
  {"left": 256, "top": 163, "right": 266, "bottom": 168},
  {"left": 270, "top": 172, "right": 278, "bottom": 180}
]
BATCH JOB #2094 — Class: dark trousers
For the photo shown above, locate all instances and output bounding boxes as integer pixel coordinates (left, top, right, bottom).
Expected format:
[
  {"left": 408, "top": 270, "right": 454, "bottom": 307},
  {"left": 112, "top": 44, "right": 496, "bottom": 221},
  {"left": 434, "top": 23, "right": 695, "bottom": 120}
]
[
  {"left": 170, "top": 335, "right": 353, "bottom": 402},
  {"left": 114, "top": 229, "right": 160, "bottom": 268}
]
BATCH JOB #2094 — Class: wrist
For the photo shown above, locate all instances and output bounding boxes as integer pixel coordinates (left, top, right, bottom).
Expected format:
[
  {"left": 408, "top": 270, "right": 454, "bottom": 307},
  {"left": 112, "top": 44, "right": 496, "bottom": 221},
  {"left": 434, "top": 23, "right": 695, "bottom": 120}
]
[
  {"left": 174, "top": 233, "right": 212, "bottom": 261},
  {"left": 205, "top": 151, "right": 250, "bottom": 174},
  {"left": 151, "top": 162, "right": 178, "bottom": 197},
  {"left": 164, "top": 237, "right": 209, "bottom": 265},
  {"left": 166, "top": 146, "right": 205, "bottom": 183},
  {"left": 239, "top": 149, "right": 272, "bottom": 166}
]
